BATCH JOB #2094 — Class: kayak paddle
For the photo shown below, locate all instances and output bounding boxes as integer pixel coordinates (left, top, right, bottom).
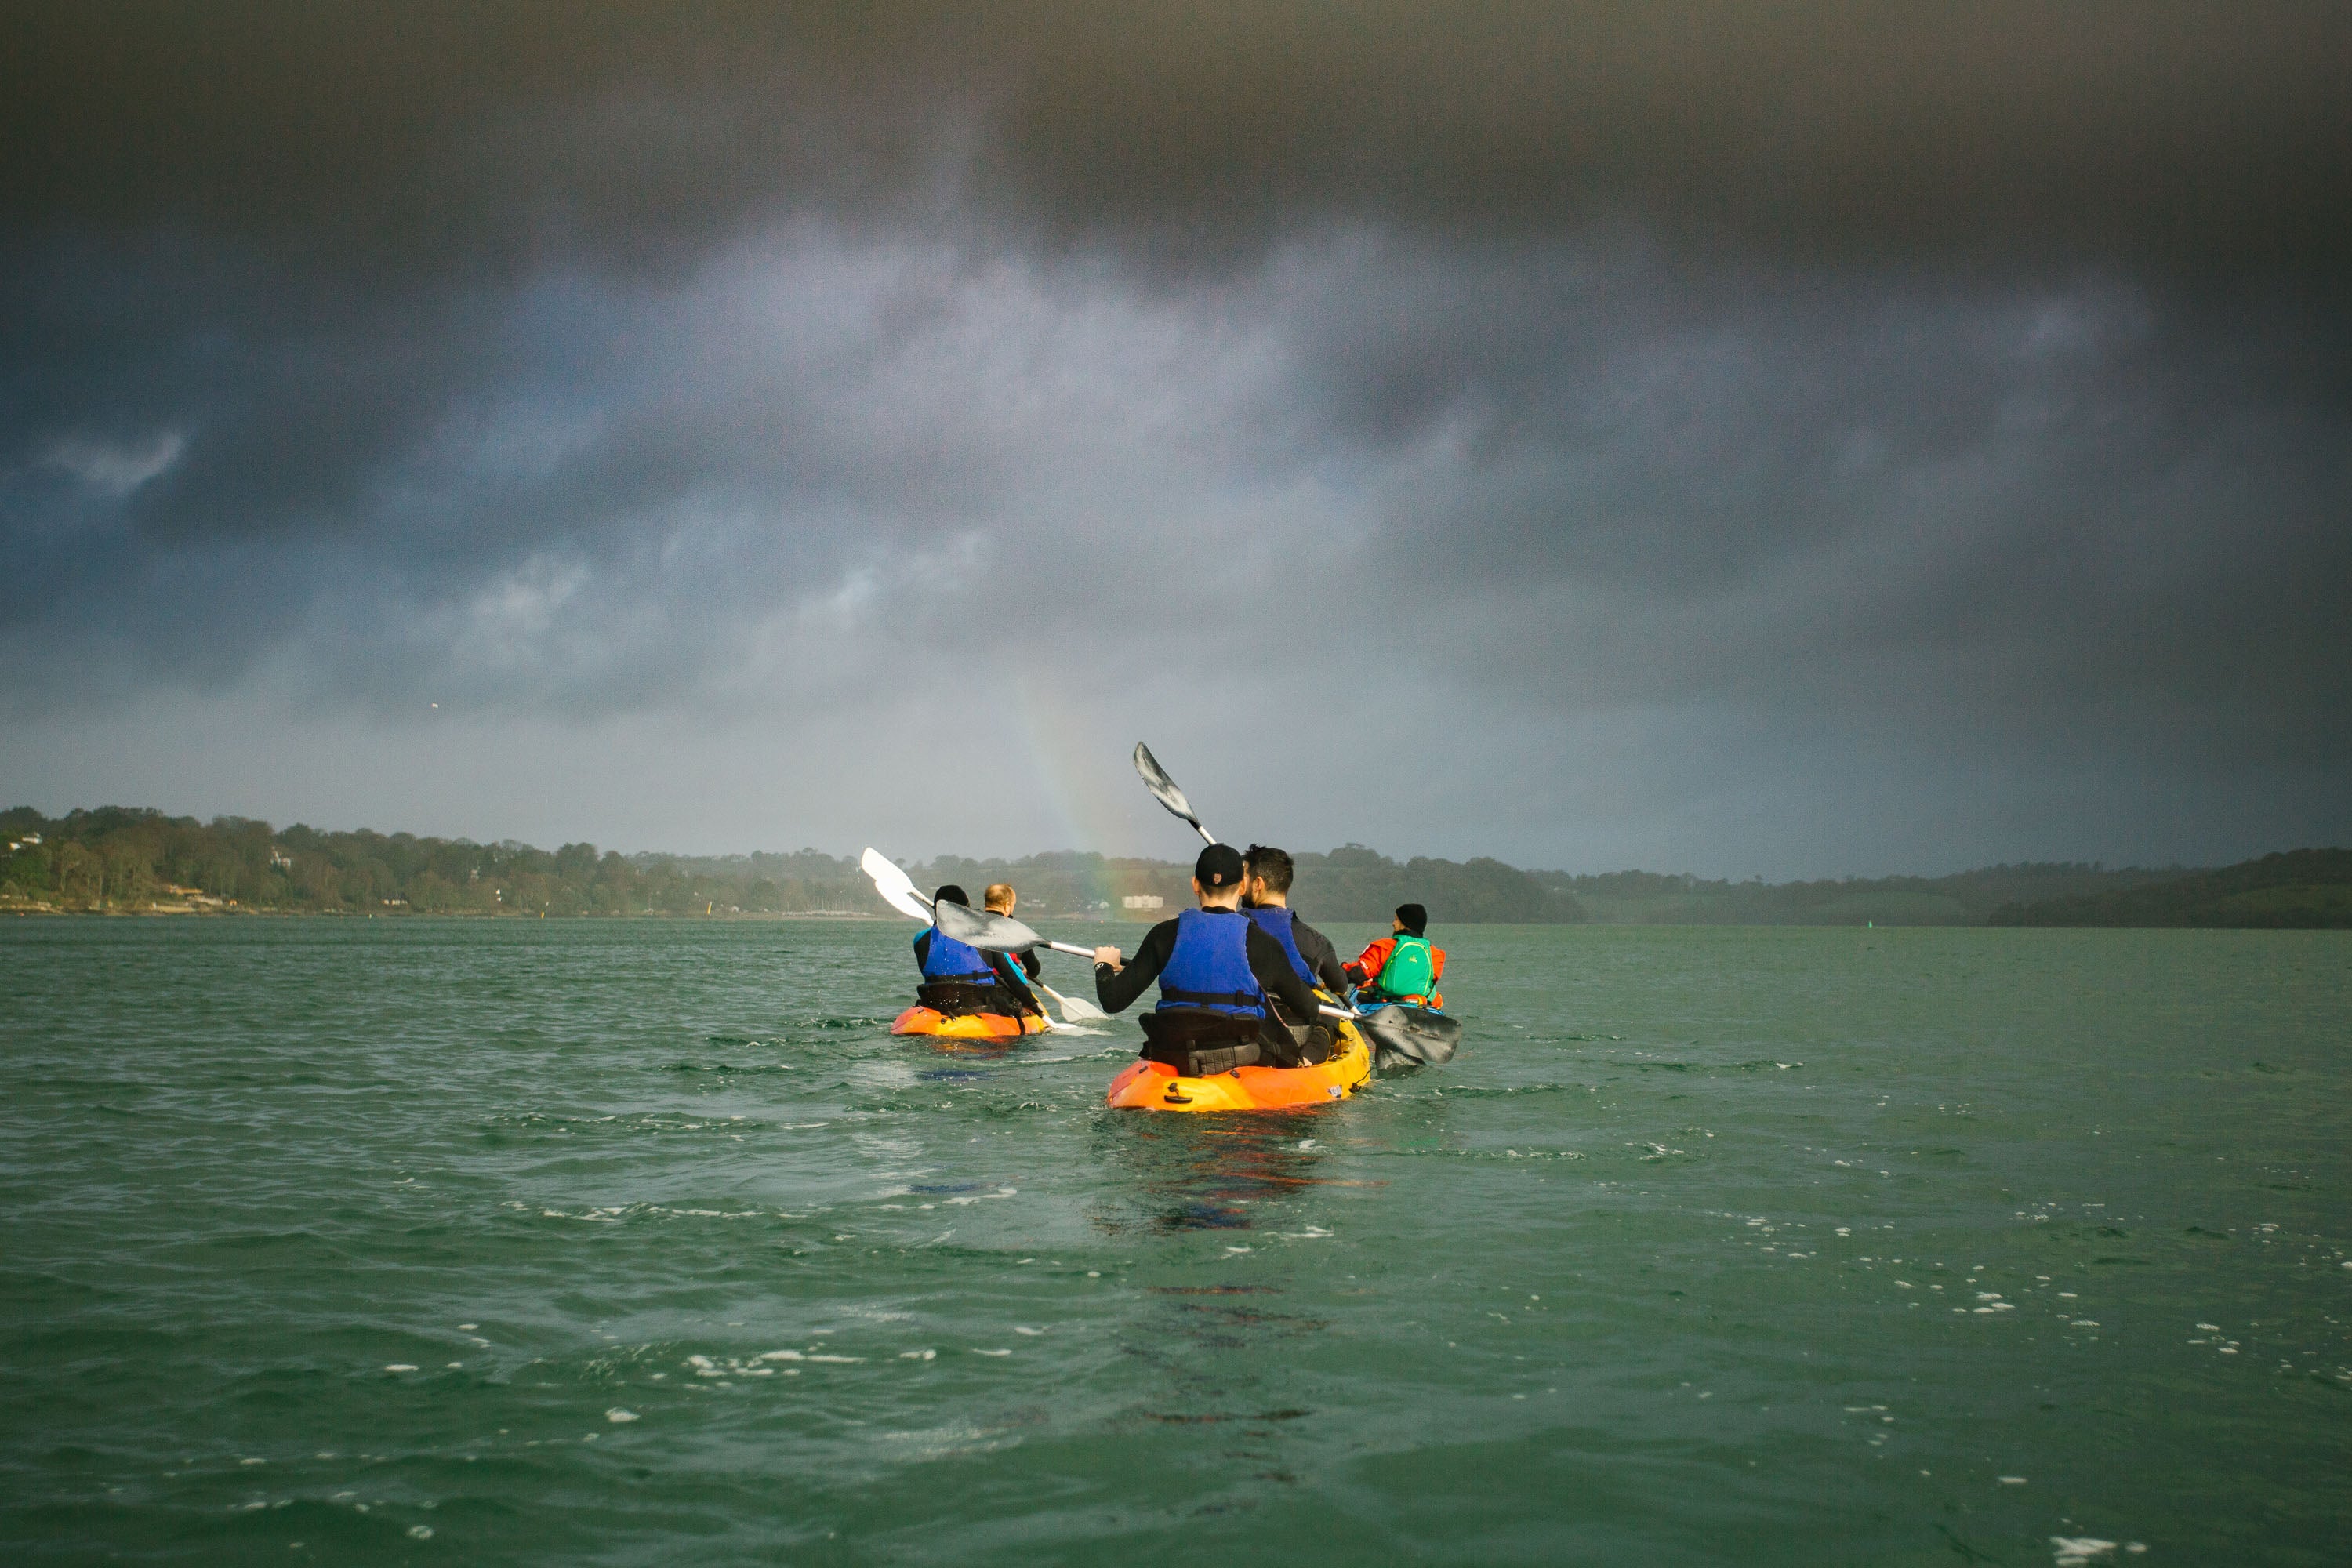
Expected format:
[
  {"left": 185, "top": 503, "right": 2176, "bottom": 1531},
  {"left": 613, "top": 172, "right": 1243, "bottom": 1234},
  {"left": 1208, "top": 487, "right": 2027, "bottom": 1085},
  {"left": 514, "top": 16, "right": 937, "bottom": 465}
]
[{"left": 1133, "top": 742, "right": 1218, "bottom": 844}]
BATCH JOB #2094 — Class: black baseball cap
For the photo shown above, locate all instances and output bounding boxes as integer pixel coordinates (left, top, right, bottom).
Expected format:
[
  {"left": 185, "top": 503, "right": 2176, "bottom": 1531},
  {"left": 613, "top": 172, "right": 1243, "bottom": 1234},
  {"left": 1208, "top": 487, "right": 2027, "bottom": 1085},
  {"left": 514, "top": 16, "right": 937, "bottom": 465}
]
[{"left": 1194, "top": 844, "right": 1246, "bottom": 888}]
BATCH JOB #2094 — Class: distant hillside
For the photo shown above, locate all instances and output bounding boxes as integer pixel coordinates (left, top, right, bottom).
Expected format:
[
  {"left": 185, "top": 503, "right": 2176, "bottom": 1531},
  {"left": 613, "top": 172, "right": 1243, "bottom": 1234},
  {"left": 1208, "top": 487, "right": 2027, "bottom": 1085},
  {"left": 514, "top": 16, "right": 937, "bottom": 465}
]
[
  {"left": 1537, "top": 863, "right": 2187, "bottom": 927},
  {"left": 1987, "top": 849, "right": 2352, "bottom": 928},
  {"left": 10, "top": 804, "right": 2338, "bottom": 928}
]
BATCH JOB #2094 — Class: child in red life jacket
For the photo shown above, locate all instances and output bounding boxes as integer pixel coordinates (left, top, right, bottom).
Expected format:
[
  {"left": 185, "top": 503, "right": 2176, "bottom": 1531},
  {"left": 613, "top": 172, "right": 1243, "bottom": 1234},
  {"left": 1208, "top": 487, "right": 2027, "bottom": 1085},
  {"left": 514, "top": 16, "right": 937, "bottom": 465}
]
[{"left": 1345, "top": 902, "right": 1446, "bottom": 1008}]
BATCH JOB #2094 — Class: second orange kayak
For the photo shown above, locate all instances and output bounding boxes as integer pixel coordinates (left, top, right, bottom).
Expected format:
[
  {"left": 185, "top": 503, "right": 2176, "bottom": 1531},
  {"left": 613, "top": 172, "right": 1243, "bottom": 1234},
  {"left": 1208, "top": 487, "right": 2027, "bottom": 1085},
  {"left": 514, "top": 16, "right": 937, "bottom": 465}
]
[{"left": 890, "top": 1006, "right": 1047, "bottom": 1040}]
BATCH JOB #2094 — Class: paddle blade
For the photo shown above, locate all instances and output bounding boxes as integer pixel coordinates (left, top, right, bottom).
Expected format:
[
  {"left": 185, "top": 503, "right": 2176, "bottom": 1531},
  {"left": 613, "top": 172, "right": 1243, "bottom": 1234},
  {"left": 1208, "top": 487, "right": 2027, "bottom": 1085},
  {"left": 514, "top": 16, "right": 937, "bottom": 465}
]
[
  {"left": 1133, "top": 742, "right": 1210, "bottom": 838},
  {"left": 1358, "top": 1005, "right": 1463, "bottom": 1073},
  {"left": 859, "top": 847, "right": 932, "bottom": 922},
  {"left": 1037, "top": 982, "right": 1111, "bottom": 1025},
  {"left": 1052, "top": 988, "right": 1110, "bottom": 1023},
  {"left": 931, "top": 898, "right": 1047, "bottom": 954}
]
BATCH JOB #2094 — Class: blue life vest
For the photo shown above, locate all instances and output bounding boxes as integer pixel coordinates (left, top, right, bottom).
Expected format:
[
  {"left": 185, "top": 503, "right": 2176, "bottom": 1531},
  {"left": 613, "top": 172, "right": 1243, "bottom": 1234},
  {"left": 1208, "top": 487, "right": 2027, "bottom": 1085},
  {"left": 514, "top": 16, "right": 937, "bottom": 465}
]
[
  {"left": 916, "top": 926, "right": 996, "bottom": 982},
  {"left": 1155, "top": 908, "right": 1267, "bottom": 1018},
  {"left": 1246, "top": 905, "right": 1316, "bottom": 988}
]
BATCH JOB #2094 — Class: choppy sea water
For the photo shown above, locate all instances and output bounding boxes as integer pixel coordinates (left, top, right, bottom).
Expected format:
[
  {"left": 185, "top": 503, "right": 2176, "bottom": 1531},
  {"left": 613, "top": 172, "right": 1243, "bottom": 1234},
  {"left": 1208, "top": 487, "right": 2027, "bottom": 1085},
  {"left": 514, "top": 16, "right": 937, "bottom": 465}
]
[{"left": 2, "top": 917, "right": 2347, "bottom": 1566}]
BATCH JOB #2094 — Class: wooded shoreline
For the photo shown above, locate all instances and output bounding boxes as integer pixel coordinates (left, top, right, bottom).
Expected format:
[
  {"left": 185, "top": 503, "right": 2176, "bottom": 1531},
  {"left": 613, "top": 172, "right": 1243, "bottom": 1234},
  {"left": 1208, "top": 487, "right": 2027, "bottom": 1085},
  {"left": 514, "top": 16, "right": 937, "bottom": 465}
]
[{"left": 5, "top": 806, "right": 2345, "bottom": 927}]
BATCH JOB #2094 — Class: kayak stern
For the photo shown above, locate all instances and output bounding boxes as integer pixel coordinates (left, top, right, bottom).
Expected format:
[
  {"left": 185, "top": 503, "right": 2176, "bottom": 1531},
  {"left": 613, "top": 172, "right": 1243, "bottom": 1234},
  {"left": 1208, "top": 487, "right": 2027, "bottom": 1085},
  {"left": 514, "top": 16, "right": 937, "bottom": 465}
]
[{"left": 1105, "top": 1025, "right": 1370, "bottom": 1111}]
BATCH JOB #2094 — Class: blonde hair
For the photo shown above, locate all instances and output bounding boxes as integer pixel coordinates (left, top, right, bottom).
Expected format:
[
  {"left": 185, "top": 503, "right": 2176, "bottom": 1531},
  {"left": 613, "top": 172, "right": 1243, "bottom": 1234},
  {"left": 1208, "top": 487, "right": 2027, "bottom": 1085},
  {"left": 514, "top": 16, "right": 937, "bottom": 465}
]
[{"left": 982, "top": 883, "right": 1015, "bottom": 912}]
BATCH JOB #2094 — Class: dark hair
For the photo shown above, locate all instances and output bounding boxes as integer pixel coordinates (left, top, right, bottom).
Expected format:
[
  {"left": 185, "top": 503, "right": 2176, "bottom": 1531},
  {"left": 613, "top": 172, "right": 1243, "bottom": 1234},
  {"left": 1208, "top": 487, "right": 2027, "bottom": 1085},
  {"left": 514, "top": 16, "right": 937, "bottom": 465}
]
[
  {"left": 933, "top": 884, "right": 970, "bottom": 908},
  {"left": 1243, "top": 844, "right": 1294, "bottom": 895},
  {"left": 1395, "top": 902, "right": 1427, "bottom": 936}
]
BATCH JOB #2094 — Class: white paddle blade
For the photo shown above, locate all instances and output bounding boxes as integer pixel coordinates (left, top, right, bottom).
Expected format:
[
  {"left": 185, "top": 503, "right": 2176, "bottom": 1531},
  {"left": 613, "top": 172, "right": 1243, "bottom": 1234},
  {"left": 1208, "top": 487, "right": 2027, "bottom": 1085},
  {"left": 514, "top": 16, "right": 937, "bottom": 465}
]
[
  {"left": 859, "top": 847, "right": 933, "bottom": 922},
  {"left": 1048, "top": 985, "right": 1110, "bottom": 1023},
  {"left": 1132, "top": 742, "right": 1212, "bottom": 839}
]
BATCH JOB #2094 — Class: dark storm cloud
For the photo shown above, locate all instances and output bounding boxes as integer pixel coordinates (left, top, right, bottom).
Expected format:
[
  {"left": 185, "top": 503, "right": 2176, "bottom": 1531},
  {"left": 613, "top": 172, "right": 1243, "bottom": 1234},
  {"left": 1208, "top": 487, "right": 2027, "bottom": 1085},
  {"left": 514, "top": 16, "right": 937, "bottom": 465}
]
[
  {"left": 8, "top": 3, "right": 2348, "bottom": 282},
  {"left": 2, "top": 3, "right": 2347, "bottom": 869}
]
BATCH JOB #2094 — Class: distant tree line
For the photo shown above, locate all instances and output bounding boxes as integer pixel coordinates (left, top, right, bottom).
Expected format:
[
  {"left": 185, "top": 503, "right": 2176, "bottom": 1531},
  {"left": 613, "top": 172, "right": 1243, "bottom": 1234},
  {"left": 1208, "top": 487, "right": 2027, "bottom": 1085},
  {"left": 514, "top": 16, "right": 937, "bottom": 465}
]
[
  {"left": 0, "top": 807, "right": 880, "bottom": 917},
  {"left": 0, "top": 809, "right": 1584, "bottom": 923},
  {"left": 5, "top": 806, "right": 2340, "bottom": 927}
]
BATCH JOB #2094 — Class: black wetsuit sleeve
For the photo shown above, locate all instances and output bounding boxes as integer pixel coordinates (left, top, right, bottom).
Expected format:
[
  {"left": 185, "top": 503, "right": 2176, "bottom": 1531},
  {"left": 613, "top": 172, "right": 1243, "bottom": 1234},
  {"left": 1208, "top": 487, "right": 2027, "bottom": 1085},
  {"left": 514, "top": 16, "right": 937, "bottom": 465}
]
[
  {"left": 911, "top": 930, "right": 931, "bottom": 974},
  {"left": 1288, "top": 916, "right": 1351, "bottom": 993},
  {"left": 1246, "top": 924, "right": 1323, "bottom": 1023},
  {"left": 1095, "top": 919, "right": 1181, "bottom": 1013},
  {"left": 1018, "top": 949, "right": 1041, "bottom": 980}
]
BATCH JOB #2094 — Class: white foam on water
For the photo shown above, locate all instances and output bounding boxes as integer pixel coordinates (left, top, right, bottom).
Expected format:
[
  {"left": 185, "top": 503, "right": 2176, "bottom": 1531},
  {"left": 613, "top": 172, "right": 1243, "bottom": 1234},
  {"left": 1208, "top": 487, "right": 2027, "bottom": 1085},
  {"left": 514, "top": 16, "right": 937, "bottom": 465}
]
[
  {"left": 756, "top": 1349, "right": 804, "bottom": 1362},
  {"left": 971, "top": 1348, "right": 1011, "bottom": 1356},
  {"left": 899, "top": 1348, "right": 937, "bottom": 1360},
  {"left": 2050, "top": 1537, "right": 2115, "bottom": 1565},
  {"left": 383, "top": 1364, "right": 417, "bottom": 1373},
  {"left": 1998, "top": 1475, "right": 2027, "bottom": 1484},
  {"left": 1225, "top": 1245, "right": 1251, "bottom": 1254},
  {"left": 605, "top": 1406, "right": 641, "bottom": 1421},
  {"left": 407, "top": 1526, "right": 434, "bottom": 1541},
  {"left": 807, "top": 1354, "right": 862, "bottom": 1363},
  {"left": 2196, "top": 1323, "right": 2221, "bottom": 1331},
  {"left": 457, "top": 1323, "right": 477, "bottom": 1330}
]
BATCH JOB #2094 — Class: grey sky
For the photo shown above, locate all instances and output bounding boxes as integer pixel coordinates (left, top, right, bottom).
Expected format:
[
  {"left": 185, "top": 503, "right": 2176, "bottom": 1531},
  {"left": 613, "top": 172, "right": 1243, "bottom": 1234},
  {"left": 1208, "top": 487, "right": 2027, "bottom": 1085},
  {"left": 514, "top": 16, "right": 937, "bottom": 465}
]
[{"left": 3, "top": 4, "right": 2346, "bottom": 876}]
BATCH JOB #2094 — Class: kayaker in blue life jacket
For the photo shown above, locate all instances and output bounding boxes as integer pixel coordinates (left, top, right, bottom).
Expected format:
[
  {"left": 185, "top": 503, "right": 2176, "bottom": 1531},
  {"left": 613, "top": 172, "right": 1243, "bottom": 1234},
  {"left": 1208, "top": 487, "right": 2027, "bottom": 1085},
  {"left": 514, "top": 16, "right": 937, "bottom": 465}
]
[
  {"left": 913, "top": 885, "right": 1040, "bottom": 1018},
  {"left": 1240, "top": 845, "right": 1351, "bottom": 1006},
  {"left": 1091, "top": 844, "right": 1323, "bottom": 1064}
]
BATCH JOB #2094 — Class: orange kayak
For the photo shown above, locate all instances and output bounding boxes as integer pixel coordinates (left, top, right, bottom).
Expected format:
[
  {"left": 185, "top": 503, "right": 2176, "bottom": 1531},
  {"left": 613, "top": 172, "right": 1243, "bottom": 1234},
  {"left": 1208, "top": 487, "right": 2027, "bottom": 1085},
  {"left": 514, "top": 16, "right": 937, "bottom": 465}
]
[
  {"left": 1105, "top": 1018, "right": 1371, "bottom": 1112},
  {"left": 890, "top": 1006, "right": 1048, "bottom": 1040}
]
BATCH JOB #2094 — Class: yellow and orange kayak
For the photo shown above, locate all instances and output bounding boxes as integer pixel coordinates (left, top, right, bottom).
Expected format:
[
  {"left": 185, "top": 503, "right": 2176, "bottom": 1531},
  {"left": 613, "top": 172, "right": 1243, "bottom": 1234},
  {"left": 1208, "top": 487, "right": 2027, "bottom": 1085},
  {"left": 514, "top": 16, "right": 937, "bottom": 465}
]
[
  {"left": 890, "top": 1006, "right": 1048, "bottom": 1040},
  {"left": 1105, "top": 1018, "right": 1371, "bottom": 1112}
]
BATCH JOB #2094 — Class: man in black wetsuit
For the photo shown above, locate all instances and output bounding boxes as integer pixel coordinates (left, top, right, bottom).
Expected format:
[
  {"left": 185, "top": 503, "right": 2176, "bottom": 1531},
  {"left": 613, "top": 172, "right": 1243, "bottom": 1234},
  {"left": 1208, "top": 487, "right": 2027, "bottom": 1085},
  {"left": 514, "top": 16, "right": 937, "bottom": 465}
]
[
  {"left": 1091, "top": 843, "right": 1323, "bottom": 1067},
  {"left": 1240, "top": 845, "right": 1351, "bottom": 1002}
]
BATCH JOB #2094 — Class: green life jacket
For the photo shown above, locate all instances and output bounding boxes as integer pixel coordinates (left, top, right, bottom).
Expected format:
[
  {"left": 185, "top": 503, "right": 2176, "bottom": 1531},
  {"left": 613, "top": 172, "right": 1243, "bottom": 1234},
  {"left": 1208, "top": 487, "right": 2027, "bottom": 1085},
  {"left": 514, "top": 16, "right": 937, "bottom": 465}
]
[{"left": 1375, "top": 934, "right": 1436, "bottom": 1000}]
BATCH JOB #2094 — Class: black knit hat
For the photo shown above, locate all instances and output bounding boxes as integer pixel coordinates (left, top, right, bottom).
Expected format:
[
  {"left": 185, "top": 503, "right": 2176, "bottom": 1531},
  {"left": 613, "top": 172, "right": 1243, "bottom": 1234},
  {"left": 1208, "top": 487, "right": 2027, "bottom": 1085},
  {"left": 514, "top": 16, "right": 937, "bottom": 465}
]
[
  {"left": 933, "top": 885, "right": 970, "bottom": 907},
  {"left": 1395, "top": 902, "right": 1427, "bottom": 935},
  {"left": 1194, "top": 844, "right": 1247, "bottom": 889}
]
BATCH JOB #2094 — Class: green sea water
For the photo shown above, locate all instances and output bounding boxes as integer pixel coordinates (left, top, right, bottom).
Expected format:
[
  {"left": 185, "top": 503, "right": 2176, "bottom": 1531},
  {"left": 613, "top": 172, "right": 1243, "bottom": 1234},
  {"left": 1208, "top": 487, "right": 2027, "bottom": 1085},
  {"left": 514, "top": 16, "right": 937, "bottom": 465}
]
[{"left": 2, "top": 918, "right": 2347, "bottom": 1566}]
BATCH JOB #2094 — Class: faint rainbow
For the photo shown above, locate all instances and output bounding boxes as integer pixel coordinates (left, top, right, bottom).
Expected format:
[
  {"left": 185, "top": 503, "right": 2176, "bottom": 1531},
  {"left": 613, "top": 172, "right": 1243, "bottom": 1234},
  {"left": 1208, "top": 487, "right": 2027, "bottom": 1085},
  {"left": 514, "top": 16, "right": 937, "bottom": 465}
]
[{"left": 1007, "top": 676, "right": 1129, "bottom": 914}]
